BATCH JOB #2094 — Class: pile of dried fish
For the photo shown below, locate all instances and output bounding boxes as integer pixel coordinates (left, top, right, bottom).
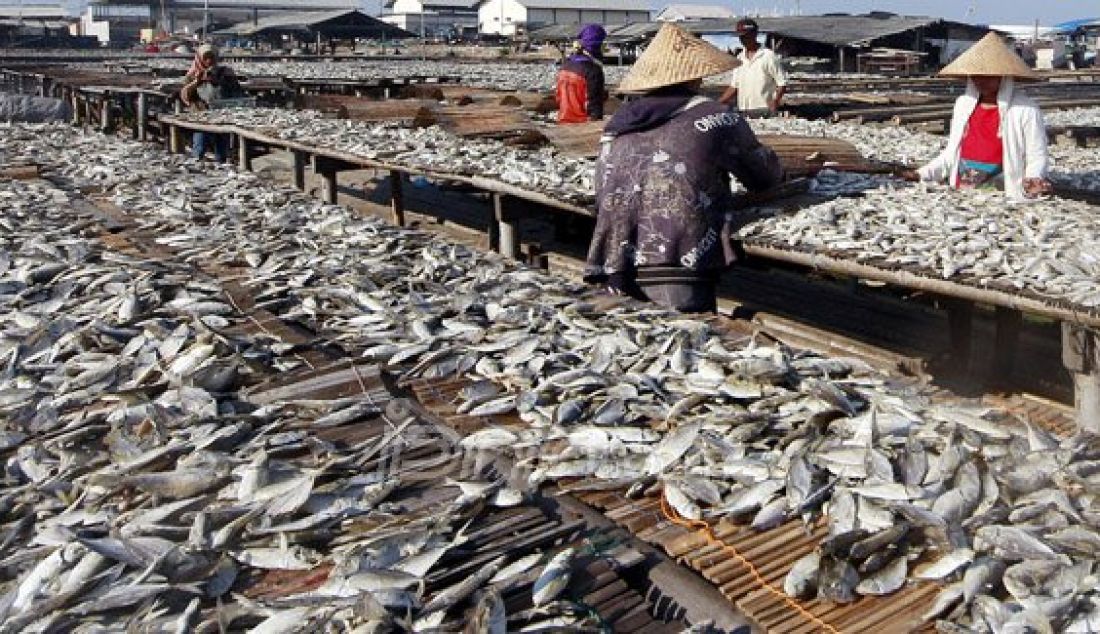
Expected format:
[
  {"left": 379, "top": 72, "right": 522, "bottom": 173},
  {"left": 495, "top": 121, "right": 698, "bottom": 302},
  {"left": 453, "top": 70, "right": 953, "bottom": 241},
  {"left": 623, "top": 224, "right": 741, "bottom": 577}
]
[
  {"left": 750, "top": 116, "right": 943, "bottom": 166},
  {"left": 83, "top": 59, "right": 631, "bottom": 93},
  {"left": 4, "top": 123, "right": 1100, "bottom": 632},
  {"left": 1044, "top": 106, "right": 1100, "bottom": 128},
  {"left": 750, "top": 115, "right": 1100, "bottom": 192},
  {"left": 0, "top": 132, "right": 617, "bottom": 632},
  {"left": 174, "top": 107, "right": 596, "bottom": 203},
  {"left": 742, "top": 180, "right": 1100, "bottom": 308}
]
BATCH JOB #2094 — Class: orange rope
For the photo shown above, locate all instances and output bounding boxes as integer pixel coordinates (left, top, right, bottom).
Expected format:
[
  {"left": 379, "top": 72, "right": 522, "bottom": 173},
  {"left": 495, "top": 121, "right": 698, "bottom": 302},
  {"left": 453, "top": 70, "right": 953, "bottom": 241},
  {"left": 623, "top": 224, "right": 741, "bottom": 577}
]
[{"left": 659, "top": 494, "right": 842, "bottom": 634}]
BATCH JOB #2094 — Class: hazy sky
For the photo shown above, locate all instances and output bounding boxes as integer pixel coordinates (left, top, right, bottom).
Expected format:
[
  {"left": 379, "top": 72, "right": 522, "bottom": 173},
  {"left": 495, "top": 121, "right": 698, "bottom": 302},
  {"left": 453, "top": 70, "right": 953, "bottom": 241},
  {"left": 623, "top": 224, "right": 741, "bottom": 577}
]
[
  {"left": 0, "top": 0, "right": 1092, "bottom": 27},
  {"left": 663, "top": 1, "right": 1092, "bottom": 26}
]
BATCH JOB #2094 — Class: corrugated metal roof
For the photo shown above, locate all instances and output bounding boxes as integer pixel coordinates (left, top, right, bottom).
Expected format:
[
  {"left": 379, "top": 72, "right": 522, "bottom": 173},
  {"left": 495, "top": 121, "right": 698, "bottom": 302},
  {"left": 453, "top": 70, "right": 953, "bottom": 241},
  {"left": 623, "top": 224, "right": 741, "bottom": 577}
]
[
  {"left": 171, "top": 0, "right": 357, "bottom": 7},
  {"left": 656, "top": 4, "right": 737, "bottom": 21},
  {"left": 750, "top": 14, "right": 943, "bottom": 47},
  {"left": 218, "top": 9, "right": 412, "bottom": 37},
  {"left": 383, "top": 0, "right": 479, "bottom": 8},
  {"left": 512, "top": 0, "right": 650, "bottom": 12},
  {"left": 537, "top": 14, "right": 989, "bottom": 47},
  {"left": 0, "top": 6, "right": 68, "bottom": 19}
]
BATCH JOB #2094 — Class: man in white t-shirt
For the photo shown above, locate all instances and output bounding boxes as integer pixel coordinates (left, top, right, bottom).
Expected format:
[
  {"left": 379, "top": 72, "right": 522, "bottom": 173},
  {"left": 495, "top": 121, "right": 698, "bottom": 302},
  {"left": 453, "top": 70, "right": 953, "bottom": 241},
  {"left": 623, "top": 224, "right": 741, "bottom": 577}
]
[{"left": 719, "top": 19, "right": 788, "bottom": 117}]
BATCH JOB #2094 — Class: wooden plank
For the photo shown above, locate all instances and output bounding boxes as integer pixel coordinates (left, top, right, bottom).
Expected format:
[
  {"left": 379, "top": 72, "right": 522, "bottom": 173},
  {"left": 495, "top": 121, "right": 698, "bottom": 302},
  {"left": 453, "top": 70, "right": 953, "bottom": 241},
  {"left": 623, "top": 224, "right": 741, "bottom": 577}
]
[
  {"left": 537, "top": 120, "right": 606, "bottom": 158},
  {"left": 246, "top": 365, "right": 384, "bottom": 405},
  {"left": 538, "top": 127, "right": 866, "bottom": 176},
  {"left": 415, "top": 105, "right": 538, "bottom": 140},
  {"left": 294, "top": 94, "right": 436, "bottom": 123},
  {"left": 0, "top": 164, "right": 40, "bottom": 180}
]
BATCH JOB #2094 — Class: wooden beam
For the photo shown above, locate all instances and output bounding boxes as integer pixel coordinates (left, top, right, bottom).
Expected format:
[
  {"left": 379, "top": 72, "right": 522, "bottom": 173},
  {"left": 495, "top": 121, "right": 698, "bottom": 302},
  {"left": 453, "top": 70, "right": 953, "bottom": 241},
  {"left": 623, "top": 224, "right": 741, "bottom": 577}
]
[{"left": 0, "top": 164, "right": 40, "bottom": 180}]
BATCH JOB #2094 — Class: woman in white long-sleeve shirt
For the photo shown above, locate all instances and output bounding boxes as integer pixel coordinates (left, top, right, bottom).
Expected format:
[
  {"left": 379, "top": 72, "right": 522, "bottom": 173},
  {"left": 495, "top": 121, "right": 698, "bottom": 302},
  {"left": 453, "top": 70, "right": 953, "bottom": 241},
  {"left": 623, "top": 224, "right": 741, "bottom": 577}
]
[{"left": 902, "top": 33, "right": 1052, "bottom": 202}]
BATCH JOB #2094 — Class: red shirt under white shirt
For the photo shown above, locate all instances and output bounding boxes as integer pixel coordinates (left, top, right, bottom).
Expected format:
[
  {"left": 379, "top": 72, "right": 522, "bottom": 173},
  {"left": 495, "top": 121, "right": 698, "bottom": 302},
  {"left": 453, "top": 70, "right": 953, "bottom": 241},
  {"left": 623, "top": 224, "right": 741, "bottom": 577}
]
[{"left": 957, "top": 104, "right": 1003, "bottom": 189}]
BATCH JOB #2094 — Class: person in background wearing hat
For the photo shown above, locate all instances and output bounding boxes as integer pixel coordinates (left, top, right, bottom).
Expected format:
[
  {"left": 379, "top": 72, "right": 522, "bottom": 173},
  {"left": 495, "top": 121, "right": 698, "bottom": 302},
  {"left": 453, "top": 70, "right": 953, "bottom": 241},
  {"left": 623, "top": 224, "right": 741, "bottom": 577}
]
[
  {"left": 556, "top": 25, "right": 607, "bottom": 124},
  {"left": 901, "top": 33, "right": 1051, "bottom": 201},
  {"left": 585, "top": 23, "right": 783, "bottom": 314},
  {"left": 180, "top": 44, "right": 242, "bottom": 163},
  {"left": 719, "top": 19, "right": 788, "bottom": 117}
]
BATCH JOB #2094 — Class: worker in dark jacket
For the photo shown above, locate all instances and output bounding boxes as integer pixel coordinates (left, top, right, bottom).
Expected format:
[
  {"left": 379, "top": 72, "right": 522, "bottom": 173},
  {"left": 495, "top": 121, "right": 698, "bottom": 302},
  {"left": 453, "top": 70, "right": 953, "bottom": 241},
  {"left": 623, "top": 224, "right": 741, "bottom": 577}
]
[
  {"left": 180, "top": 44, "right": 242, "bottom": 163},
  {"left": 585, "top": 23, "right": 783, "bottom": 313},
  {"left": 556, "top": 24, "right": 607, "bottom": 124}
]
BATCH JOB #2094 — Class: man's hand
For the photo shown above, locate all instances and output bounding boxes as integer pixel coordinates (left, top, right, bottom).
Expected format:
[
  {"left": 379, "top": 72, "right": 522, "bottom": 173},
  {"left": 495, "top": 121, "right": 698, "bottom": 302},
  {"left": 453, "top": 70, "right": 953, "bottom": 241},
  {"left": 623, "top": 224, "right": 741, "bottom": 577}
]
[
  {"left": 767, "top": 98, "right": 779, "bottom": 113},
  {"left": 1024, "top": 177, "right": 1053, "bottom": 197}
]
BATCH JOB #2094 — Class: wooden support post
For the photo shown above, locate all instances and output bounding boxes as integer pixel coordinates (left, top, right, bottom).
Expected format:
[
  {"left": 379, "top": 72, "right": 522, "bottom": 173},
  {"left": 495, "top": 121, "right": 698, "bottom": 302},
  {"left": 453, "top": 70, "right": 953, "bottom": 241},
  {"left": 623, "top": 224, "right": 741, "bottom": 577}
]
[
  {"left": 389, "top": 170, "right": 405, "bottom": 226},
  {"left": 99, "top": 96, "right": 112, "bottom": 132},
  {"left": 1062, "top": 323, "right": 1100, "bottom": 433},
  {"left": 321, "top": 169, "right": 337, "bottom": 204},
  {"left": 70, "top": 91, "right": 80, "bottom": 124},
  {"left": 945, "top": 298, "right": 974, "bottom": 372},
  {"left": 493, "top": 193, "right": 522, "bottom": 260},
  {"left": 238, "top": 135, "right": 252, "bottom": 171},
  {"left": 136, "top": 93, "right": 148, "bottom": 141},
  {"left": 291, "top": 151, "right": 306, "bottom": 190},
  {"left": 992, "top": 307, "right": 1023, "bottom": 382},
  {"left": 526, "top": 242, "right": 548, "bottom": 270},
  {"left": 169, "top": 124, "right": 182, "bottom": 154}
]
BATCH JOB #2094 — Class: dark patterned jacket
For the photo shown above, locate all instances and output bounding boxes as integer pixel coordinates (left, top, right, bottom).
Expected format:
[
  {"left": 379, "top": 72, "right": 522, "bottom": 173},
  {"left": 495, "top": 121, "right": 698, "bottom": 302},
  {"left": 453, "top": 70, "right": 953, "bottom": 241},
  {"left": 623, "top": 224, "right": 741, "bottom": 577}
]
[{"left": 584, "top": 93, "right": 782, "bottom": 283}]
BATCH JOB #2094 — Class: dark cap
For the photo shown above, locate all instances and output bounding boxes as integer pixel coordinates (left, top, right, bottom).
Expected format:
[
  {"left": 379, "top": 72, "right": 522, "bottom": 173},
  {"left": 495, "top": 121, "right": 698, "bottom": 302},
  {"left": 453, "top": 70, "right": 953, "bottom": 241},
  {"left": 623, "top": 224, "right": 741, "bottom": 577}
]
[{"left": 735, "top": 18, "right": 759, "bottom": 35}]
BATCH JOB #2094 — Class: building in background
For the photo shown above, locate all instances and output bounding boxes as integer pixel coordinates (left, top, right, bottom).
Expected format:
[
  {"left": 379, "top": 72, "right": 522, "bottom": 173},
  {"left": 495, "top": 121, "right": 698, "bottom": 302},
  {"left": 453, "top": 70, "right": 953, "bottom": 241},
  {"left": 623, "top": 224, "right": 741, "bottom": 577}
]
[
  {"left": 531, "top": 13, "right": 991, "bottom": 73},
  {"left": 476, "top": 0, "right": 650, "bottom": 37},
  {"left": 79, "top": 3, "right": 150, "bottom": 44},
  {"left": 217, "top": 9, "right": 411, "bottom": 51},
  {"left": 655, "top": 4, "right": 736, "bottom": 23},
  {"left": 80, "top": 0, "right": 358, "bottom": 42},
  {"left": 380, "top": 0, "right": 478, "bottom": 39},
  {"left": 0, "top": 4, "right": 82, "bottom": 46}
]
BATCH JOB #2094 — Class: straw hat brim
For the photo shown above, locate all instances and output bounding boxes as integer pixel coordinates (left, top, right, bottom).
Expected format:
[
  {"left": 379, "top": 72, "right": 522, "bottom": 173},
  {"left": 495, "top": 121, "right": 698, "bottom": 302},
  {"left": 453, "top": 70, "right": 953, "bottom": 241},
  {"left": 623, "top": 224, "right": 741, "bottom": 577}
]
[
  {"left": 618, "top": 23, "right": 739, "bottom": 93},
  {"left": 939, "top": 32, "right": 1039, "bottom": 81}
]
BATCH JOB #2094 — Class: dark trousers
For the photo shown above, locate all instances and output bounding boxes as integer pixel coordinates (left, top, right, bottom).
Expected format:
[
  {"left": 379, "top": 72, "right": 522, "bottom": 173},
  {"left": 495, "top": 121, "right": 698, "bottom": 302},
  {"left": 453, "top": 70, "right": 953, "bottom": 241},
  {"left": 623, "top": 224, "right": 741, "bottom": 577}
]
[
  {"left": 614, "top": 267, "right": 719, "bottom": 314},
  {"left": 192, "top": 132, "right": 229, "bottom": 163},
  {"left": 639, "top": 280, "right": 718, "bottom": 313}
]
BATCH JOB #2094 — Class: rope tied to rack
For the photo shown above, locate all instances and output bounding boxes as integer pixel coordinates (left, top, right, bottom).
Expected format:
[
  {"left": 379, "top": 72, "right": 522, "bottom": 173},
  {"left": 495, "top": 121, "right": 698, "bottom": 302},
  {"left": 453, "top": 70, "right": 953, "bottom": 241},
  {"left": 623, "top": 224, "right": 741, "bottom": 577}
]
[{"left": 659, "top": 493, "right": 841, "bottom": 634}]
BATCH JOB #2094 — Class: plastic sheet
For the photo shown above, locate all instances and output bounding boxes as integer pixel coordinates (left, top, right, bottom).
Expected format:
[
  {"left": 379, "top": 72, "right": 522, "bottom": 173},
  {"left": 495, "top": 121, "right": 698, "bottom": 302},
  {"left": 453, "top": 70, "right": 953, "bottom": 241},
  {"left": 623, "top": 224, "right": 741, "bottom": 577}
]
[{"left": 0, "top": 94, "right": 72, "bottom": 123}]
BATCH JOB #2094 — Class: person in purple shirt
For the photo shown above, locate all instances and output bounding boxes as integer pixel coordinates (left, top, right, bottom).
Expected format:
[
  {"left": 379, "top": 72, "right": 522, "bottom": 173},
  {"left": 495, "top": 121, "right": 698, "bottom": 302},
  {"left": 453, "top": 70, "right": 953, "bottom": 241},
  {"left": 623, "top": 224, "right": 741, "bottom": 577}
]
[{"left": 585, "top": 24, "right": 783, "bottom": 313}]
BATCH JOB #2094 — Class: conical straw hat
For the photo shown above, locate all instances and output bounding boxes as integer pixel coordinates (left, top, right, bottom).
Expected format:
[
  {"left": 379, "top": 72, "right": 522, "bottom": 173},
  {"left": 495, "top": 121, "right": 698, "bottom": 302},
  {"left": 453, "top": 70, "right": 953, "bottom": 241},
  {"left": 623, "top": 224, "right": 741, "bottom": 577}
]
[
  {"left": 939, "top": 32, "right": 1038, "bottom": 80},
  {"left": 618, "top": 23, "right": 738, "bottom": 93}
]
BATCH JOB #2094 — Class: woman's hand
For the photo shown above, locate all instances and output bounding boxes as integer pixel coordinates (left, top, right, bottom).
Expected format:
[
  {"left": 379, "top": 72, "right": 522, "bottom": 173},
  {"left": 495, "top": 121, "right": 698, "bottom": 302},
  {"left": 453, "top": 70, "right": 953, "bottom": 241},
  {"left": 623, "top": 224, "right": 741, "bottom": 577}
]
[
  {"left": 896, "top": 169, "right": 921, "bottom": 182},
  {"left": 1024, "top": 177, "right": 1053, "bottom": 197}
]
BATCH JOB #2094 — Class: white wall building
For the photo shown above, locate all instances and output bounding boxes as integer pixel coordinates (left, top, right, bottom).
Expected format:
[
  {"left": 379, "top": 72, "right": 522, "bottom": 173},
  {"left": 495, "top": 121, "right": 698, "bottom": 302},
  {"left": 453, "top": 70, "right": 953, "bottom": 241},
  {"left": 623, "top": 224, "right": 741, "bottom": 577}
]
[
  {"left": 382, "top": 0, "right": 479, "bottom": 36},
  {"left": 476, "top": 0, "right": 650, "bottom": 36},
  {"left": 78, "top": 4, "right": 150, "bottom": 43},
  {"left": 655, "top": 4, "right": 736, "bottom": 22}
]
